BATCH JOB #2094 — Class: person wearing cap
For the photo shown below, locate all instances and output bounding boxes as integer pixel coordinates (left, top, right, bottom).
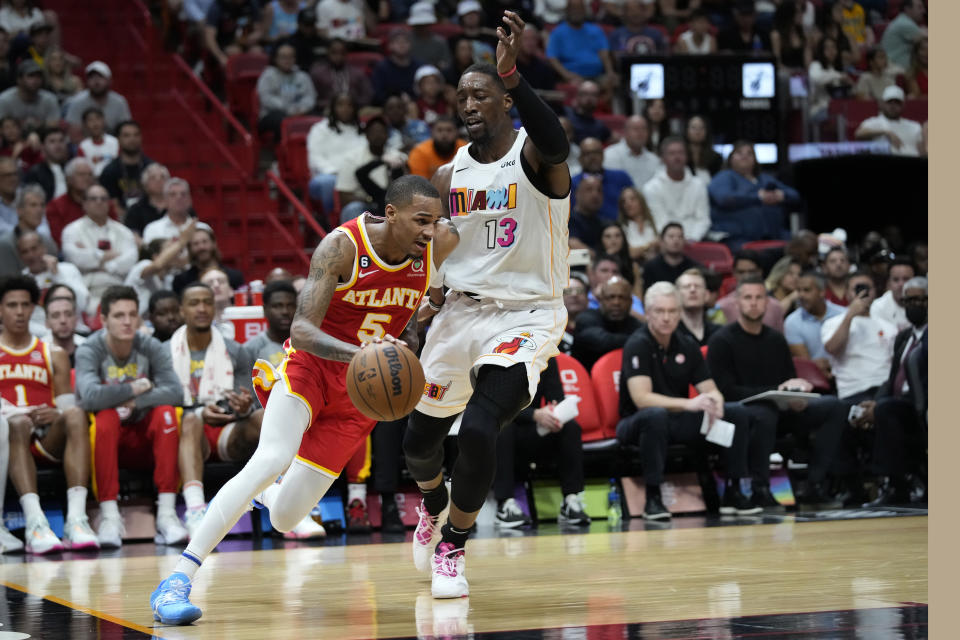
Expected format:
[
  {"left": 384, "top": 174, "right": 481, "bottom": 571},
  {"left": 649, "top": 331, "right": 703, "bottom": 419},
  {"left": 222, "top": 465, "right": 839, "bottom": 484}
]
[
  {"left": 371, "top": 28, "right": 424, "bottom": 106},
  {"left": 854, "top": 85, "right": 924, "bottom": 157},
  {"left": 408, "top": 2, "right": 452, "bottom": 71},
  {"left": 412, "top": 65, "right": 451, "bottom": 123},
  {"left": 315, "top": 0, "right": 367, "bottom": 41},
  {"left": 407, "top": 115, "right": 466, "bottom": 179},
  {"left": 335, "top": 115, "right": 407, "bottom": 223},
  {"left": 0, "top": 60, "right": 59, "bottom": 132},
  {"left": 286, "top": 7, "right": 328, "bottom": 72},
  {"left": 718, "top": 0, "right": 771, "bottom": 52},
  {"left": 545, "top": 0, "right": 616, "bottom": 85},
  {"left": 449, "top": 0, "right": 498, "bottom": 66},
  {"left": 63, "top": 61, "right": 132, "bottom": 139}
]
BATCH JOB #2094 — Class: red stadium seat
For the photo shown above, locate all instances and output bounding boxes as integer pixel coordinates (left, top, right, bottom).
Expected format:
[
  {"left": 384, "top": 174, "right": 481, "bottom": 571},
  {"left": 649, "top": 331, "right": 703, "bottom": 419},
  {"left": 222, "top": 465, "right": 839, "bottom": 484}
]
[
  {"left": 792, "top": 357, "right": 832, "bottom": 393},
  {"left": 741, "top": 240, "right": 787, "bottom": 252},
  {"left": 589, "top": 349, "right": 623, "bottom": 439},
  {"left": 553, "top": 354, "right": 604, "bottom": 442},
  {"left": 277, "top": 116, "right": 323, "bottom": 191},
  {"left": 597, "top": 114, "right": 627, "bottom": 138},
  {"left": 225, "top": 52, "right": 269, "bottom": 126},
  {"left": 346, "top": 51, "right": 385, "bottom": 76},
  {"left": 689, "top": 345, "right": 709, "bottom": 398},
  {"left": 684, "top": 241, "right": 734, "bottom": 275},
  {"left": 719, "top": 275, "right": 737, "bottom": 298},
  {"left": 429, "top": 22, "right": 463, "bottom": 39}
]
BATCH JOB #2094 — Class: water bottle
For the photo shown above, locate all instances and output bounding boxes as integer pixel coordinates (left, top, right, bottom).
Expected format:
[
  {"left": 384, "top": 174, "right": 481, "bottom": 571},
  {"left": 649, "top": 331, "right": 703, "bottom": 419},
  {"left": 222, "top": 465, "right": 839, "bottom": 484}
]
[{"left": 607, "top": 478, "right": 622, "bottom": 526}]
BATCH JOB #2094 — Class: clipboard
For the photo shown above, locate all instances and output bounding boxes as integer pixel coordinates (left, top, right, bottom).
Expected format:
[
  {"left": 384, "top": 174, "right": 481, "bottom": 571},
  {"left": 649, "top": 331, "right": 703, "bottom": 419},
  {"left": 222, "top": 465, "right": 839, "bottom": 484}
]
[{"left": 740, "top": 390, "right": 821, "bottom": 410}]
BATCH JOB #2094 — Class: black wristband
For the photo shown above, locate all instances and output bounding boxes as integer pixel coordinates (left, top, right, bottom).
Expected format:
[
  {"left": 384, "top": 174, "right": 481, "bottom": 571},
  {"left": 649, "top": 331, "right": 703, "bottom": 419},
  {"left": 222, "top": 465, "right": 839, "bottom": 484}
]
[{"left": 508, "top": 74, "right": 569, "bottom": 165}]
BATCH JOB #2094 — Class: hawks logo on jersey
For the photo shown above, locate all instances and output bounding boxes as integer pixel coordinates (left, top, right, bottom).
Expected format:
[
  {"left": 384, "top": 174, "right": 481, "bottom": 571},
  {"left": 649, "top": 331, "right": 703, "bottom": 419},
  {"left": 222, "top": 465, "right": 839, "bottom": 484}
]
[
  {"left": 448, "top": 183, "right": 518, "bottom": 217},
  {"left": 492, "top": 332, "right": 537, "bottom": 355}
]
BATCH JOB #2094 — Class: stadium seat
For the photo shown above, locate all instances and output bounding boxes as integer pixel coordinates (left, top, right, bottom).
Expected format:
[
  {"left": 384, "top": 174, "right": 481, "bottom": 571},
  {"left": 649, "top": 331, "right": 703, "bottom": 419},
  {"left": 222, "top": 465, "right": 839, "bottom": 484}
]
[
  {"left": 278, "top": 116, "right": 323, "bottom": 192},
  {"left": 597, "top": 114, "right": 627, "bottom": 138},
  {"left": 225, "top": 52, "right": 269, "bottom": 126},
  {"left": 553, "top": 354, "right": 605, "bottom": 442},
  {"left": 792, "top": 357, "right": 832, "bottom": 393},
  {"left": 719, "top": 275, "right": 737, "bottom": 298},
  {"left": 589, "top": 349, "right": 623, "bottom": 439},
  {"left": 741, "top": 240, "right": 787, "bottom": 252},
  {"left": 684, "top": 241, "right": 734, "bottom": 275},
  {"left": 345, "top": 51, "right": 385, "bottom": 76},
  {"left": 429, "top": 23, "right": 463, "bottom": 39}
]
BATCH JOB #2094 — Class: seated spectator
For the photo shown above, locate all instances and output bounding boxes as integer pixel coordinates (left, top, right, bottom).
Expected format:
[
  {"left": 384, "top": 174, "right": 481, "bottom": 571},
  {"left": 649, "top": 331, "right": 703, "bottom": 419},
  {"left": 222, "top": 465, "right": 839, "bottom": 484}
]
[
  {"left": 286, "top": 7, "right": 328, "bottom": 76},
  {"left": 880, "top": 0, "right": 925, "bottom": 70},
  {"left": 559, "top": 116, "right": 581, "bottom": 175},
  {"left": 604, "top": 115, "right": 661, "bottom": 192},
  {"left": 808, "top": 37, "right": 852, "bottom": 128},
  {"left": 765, "top": 256, "right": 802, "bottom": 315},
  {"left": 122, "top": 163, "right": 170, "bottom": 238},
  {"left": 336, "top": 116, "right": 407, "bottom": 222},
  {"left": 306, "top": 93, "right": 365, "bottom": 215},
  {"left": 854, "top": 86, "right": 924, "bottom": 157},
  {"left": 172, "top": 227, "right": 245, "bottom": 293},
  {"left": 63, "top": 62, "right": 132, "bottom": 140},
  {"left": 821, "top": 271, "right": 896, "bottom": 401},
  {"left": 546, "top": 0, "right": 615, "bottom": 85},
  {"left": 371, "top": 29, "right": 423, "bottom": 106},
  {"left": 444, "top": 38, "right": 479, "bottom": 87},
  {"left": 607, "top": 0, "right": 666, "bottom": 55},
  {"left": 0, "top": 116, "right": 42, "bottom": 171},
  {"left": 858, "top": 276, "right": 927, "bottom": 507},
  {"left": 237, "top": 279, "right": 298, "bottom": 401},
  {"left": 316, "top": 0, "right": 367, "bottom": 41},
  {"left": 854, "top": 47, "right": 897, "bottom": 102},
  {"left": 43, "top": 48, "right": 81, "bottom": 104},
  {"left": 516, "top": 25, "right": 558, "bottom": 92},
  {"left": 572, "top": 276, "right": 642, "bottom": 371},
  {"left": 408, "top": 2, "right": 453, "bottom": 71},
  {"left": 642, "top": 136, "right": 710, "bottom": 241},
  {"left": 675, "top": 268, "right": 721, "bottom": 346},
  {"left": 259, "top": 0, "right": 303, "bottom": 48},
  {"left": 718, "top": 1, "right": 771, "bottom": 52},
  {"left": 706, "top": 276, "right": 848, "bottom": 509},
  {"left": 0, "top": 276, "right": 98, "bottom": 554},
  {"left": 0, "top": 60, "right": 58, "bottom": 133},
  {"left": 494, "top": 357, "right": 589, "bottom": 528},
  {"left": 125, "top": 230, "right": 194, "bottom": 315},
  {"left": 383, "top": 94, "right": 429, "bottom": 152},
  {"left": 708, "top": 141, "right": 799, "bottom": 248},
  {"left": 407, "top": 115, "right": 466, "bottom": 180},
  {"left": 199, "top": 266, "right": 236, "bottom": 339},
  {"left": 311, "top": 39, "right": 373, "bottom": 110},
  {"left": 562, "top": 81, "right": 611, "bottom": 144},
  {"left": 76, "top": 286, "right": 188, "bottom": 549},
  {"left": 643, "top": 99, "right": 670, "bottom": 153},
  {"left": 143, "top": 178, "right": 210, "bottom": 243},
  {"left": 77, "top": 108, "right": 118, "bottom": 176},
  {"left": 0, "top": 184, "right": 56, "bottom": 274},
  {"left": 412, "top": 65, "right": 452, "bottom": 124},
  {"left": 571, "top": 138, "right": 633, "bottom": 221},
  {"left": 43, "top": 284, "right": 87, "bottom": 366},
  {"left": 618, "top": 186, "right": 658, "bottom": 263},
  {"left": 904, "top": 36, "right": 927, "bottom": 99},
  {"left": 204, "top": 0, "right": 264, "bottom": 68},
  {"left": 838, "top": 0, "right": 874, "bottom": 55},
  {"left": 0, "top": 1, "right": 44, "bottom": 37},
  {"left": 675, "top": 9, "right": 717, "bottom": 54},
  {"left": 716, "top": 249, "right": 785, "bottom": 332},
  {"left": 535, "top": 0, "right": 566, "bottom": 25},
  {"left": 585, "top": 251, "right": 644, "bottom": 317},
  {"left": 822, "top": 246, "right": 850, "bottom": 306},
  {"left": 599, "top": 221, "right": 638, "bottom": 284},
  {"left": 255, "top": 42, "right": 316, "bottom": 141},
  {"left": 147, "top": 289, "right": 183, "bottom": 342},
  {"left": 784, "top": 271, "right": 845, "bottom": 380},
  {"left": 684, "top": 115, "right": 722, "bottom": 181},
  {"left": 641, "top": 223, "right": 701, "bottom": 291},
  {"left": 99, "top": 121, "right": 152, "bottom": 211},
  {"left": 450, "top": 1, "right": 499, "bottom": 67},
  {"left": 46, "top": 157, "right": 108, "bottom": 246},
  {"left": 618, "top": 281, "right": 756, "bottom": 519},
  {"left": 560, "top": 272, "right": 589, "bottom": 353},
  {"left": 0, "top": 155, "right": 18, "bottom": 233},
  {"left": 568, "top": 174, "right": 605, "bottom": 251},
  {"left": 870, "top": 256, "right": 915, "bottom": 332},
  {"left": 18, "top": 229, "right": 89, "bottom": 315},
  {"left": 23, "top": 125, "right": 69, "bottom": 202},
  {"left": 908, "top": 241, "right": 927, "bottom": 276}
]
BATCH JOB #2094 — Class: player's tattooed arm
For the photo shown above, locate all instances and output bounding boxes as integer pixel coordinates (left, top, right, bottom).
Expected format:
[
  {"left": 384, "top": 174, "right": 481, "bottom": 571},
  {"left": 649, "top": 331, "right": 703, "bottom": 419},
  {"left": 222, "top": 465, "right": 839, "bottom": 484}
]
[{"left": 290, "top": 232, "right": 361, "bottom": 362}]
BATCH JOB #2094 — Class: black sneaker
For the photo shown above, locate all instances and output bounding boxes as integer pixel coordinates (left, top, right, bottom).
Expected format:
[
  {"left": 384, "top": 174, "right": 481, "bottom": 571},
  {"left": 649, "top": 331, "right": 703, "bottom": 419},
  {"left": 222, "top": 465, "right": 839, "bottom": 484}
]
[
  {"left": 797, "top": 483, "right": 842, "bottom": 511},
  {"left": 557, "top": 494, "right": 591, "bottom": 526},
  {"left": 494, "top": 498, "right": 531, "bottom": 528},
  {"left": 863, "top": 477, "right": 908, "bottom": 508},
  {"left": 750, "top": 484, "right": 785, "bottom": 511},
  {"left": 380, "top": 498, "right": 406, "bottom": 533},
  {"left": 643, "top": 493, "right": 671, "bottom": 520},
  {"left": 720, "top": 486, "right": 763, "bottom": 515}
]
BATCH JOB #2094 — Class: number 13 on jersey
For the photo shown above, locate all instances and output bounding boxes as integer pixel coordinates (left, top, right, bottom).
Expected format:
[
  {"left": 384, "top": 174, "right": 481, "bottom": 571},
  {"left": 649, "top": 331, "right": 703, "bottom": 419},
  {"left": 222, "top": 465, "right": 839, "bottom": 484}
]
[{"left": 485, "top": 217, "right": 518, "bottom": 249}]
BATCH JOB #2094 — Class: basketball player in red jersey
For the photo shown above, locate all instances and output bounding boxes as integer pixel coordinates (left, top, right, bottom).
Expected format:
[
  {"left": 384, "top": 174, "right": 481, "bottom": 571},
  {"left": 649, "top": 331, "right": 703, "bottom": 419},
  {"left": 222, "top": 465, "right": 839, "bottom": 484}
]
[
  {"left": 0, "top": 276, "right": 99, "bottom": 554},
  {"left": 151, "top": 174, "right": 460, "bottom": 625}
]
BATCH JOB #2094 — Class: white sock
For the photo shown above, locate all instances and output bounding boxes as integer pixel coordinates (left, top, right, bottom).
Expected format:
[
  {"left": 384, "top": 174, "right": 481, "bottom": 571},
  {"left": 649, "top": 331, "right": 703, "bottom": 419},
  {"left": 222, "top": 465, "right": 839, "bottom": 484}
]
[
  {"left": 99, "top": 500, "right": 120, "bottom": 520},
  {"left": 183, "top": 482, "right": 206, "bottom": 511},
  {"left": 157, "top": 492, "right": 177, "bottom": 517},
  {"left": 66, "top": 486, "right": 88, "bottom": 522},
  {"left": 348, "top": 483, "right": 366, "bottom": 505},
  {"left": 19, "top": 492, "right": 44, "bottom": 525}
]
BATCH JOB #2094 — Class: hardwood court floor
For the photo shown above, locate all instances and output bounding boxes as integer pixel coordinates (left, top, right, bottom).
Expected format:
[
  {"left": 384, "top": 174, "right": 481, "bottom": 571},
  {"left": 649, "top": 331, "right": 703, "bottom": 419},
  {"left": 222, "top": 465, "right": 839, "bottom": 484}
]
[{"left": 0, "top": 515, "right": 927, "bottom": 639}]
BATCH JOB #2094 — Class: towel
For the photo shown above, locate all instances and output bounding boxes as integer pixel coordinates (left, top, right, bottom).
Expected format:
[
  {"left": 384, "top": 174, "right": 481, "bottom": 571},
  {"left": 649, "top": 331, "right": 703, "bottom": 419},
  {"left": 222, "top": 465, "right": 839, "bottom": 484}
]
[{"left": 169, "top": 325, "right": 234, "bottom": 406}]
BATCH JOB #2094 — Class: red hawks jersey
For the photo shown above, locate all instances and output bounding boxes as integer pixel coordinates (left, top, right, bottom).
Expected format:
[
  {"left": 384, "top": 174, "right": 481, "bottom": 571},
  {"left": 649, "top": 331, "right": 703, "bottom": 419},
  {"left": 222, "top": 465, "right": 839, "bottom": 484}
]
[
  {"left": 321, "top": 214, "right": 433, "bottom": 346},
  {"left": 0, "top": 337, "right": 55, "bottom": 409}
]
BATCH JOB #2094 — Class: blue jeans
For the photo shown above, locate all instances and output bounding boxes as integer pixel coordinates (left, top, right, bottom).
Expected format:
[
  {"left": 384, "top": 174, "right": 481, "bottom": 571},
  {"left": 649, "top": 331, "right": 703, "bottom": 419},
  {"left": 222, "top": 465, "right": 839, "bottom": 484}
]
[
  {"left": 339, "top": 201, "right": 367, "bottom": 224},
  {"left": 307, "top": 173, "right": 337, "bottom": 213}
]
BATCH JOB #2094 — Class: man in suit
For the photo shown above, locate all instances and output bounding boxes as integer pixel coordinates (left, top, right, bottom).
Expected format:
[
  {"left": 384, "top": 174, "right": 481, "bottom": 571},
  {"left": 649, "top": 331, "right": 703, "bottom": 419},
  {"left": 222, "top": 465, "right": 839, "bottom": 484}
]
[{"left": 853, "top": 276, "right": 928, "bottom": 507}]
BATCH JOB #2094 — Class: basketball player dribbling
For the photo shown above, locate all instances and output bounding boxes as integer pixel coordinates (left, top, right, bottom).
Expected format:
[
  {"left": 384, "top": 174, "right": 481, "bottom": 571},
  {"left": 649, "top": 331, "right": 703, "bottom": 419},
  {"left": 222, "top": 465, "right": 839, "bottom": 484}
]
[
  {"left": 403, "top": 11, "right": 572, "bottom": 598},
  {"left": 150, "top": 176, "right": 459, "bottom": 625}
]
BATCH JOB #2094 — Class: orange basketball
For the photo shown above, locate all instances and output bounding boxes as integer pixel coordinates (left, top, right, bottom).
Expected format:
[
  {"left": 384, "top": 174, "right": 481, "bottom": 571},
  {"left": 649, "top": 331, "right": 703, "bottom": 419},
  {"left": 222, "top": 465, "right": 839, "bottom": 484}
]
[{"left": 346, "top": 341, "right": 425, "bottom": 421}]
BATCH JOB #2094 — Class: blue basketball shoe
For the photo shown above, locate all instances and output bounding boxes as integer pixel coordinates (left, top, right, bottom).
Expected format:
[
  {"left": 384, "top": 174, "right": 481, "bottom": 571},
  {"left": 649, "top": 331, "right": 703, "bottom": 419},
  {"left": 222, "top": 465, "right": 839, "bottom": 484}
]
[{"left": 151, "top": 572, "right": 202, "bottom": 625}]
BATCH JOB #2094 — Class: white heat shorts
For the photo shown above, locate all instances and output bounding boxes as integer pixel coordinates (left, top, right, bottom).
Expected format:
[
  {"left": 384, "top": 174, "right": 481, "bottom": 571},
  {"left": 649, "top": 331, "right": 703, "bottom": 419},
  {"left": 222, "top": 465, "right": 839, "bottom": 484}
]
[{"left": 416, "top": 292, "right": 567, "bottom": 418}]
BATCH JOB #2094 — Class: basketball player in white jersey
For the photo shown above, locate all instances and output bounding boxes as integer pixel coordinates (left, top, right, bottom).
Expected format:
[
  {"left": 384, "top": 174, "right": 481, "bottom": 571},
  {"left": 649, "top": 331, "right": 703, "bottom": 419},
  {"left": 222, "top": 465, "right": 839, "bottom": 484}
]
[{"left": 402, "top": 10, "right": 572, "bottom": 599}]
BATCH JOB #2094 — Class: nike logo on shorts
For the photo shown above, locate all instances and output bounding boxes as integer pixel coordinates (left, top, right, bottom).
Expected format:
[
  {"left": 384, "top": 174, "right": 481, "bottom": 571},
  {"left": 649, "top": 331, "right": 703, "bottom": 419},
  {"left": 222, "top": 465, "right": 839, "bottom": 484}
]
[{"left": 162, "top": 426, "right": 177, "bottom": 434}]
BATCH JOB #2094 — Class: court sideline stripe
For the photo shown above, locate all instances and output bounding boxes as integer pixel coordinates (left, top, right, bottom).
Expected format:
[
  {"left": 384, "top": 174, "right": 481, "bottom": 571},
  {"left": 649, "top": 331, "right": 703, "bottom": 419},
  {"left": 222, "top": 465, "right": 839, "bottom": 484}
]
[{"left": 2, "top": 579, "right": 158, "bottom": 636}]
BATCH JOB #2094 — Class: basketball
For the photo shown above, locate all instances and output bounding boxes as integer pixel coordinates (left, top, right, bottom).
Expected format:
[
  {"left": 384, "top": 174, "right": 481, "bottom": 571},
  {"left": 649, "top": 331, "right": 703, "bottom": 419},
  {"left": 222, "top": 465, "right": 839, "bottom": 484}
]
[{"left": 346, "top": 341, "right": 425, "bottom": 421}]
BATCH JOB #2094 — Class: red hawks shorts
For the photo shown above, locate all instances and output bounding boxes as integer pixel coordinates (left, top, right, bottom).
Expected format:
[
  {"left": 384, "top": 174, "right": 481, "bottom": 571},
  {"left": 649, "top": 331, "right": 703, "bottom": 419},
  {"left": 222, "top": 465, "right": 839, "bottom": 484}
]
[{"left": 253, "top": 346, "right": 374, "bottom": 478}]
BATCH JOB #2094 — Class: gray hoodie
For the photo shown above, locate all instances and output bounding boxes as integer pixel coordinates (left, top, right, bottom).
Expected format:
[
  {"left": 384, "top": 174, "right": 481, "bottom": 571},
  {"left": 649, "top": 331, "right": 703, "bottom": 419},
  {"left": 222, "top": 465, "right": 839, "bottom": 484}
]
[{"left": 256, "top": 65, "right": 317, "bottom": 119}]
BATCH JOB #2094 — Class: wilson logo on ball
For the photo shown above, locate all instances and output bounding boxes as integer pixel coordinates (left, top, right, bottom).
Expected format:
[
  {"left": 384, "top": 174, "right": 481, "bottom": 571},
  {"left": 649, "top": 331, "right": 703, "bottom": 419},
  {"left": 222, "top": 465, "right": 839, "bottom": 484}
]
[{"left": 383, "top": 346, "right": 404, "bottom": 396}]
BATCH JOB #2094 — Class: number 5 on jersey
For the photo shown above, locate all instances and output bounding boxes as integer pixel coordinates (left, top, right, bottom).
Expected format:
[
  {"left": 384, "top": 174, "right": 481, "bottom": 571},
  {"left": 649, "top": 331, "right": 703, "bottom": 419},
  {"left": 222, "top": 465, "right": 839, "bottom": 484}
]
[
  {"left": 485, "top": 217, "right": 517, "bottom": 249},
  {"left": 358, "top": 313, "right": 392, "bottom": 342}
]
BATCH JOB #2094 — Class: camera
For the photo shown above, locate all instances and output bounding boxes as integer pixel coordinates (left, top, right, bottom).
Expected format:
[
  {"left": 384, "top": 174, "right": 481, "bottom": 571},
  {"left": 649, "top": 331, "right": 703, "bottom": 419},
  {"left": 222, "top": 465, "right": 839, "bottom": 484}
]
[
  {"left": 854, "top": 283, "right": 870, "bottom": 297},
  {"left": 215, "top": 398, "right": 235, "bottom": 415}
]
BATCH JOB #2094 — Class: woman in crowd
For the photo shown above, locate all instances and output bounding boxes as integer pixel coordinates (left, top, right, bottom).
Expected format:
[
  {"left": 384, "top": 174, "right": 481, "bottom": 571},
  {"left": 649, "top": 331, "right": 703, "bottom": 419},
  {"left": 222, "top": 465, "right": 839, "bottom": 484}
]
[
  {"left": 807, "top": 37, "right": 851, "bottom": 133},
  {"left": 854, "top": 47, "right": 896, "bottom": 102},
  {"left": 600, "top": 221, "right": 644, "bottom": 303},
  {"left": 765, "top": 255, "right": 803, "bottom": 315},
  {"left": 306, "top": 93, "right": 365, "bottom": 217},
  {"left": 684, "top": 115, "right": 722, "bottom": 181},
  {"left": 906, "top": 36, "right": 927, "bottom": 98},
  {"left": 43, "top": 48, "right": 80, "bottom": 104},
  {"left": 617, "top": 186, "right": 658, "bottom": 263},
  {"left": 643, "top": 99, "right": 670, "bottom": 153},
  {"left": 0, "top": 116, "right": 41, "bottom": 170},
  {"left": 770, "top": 1, "right": 811, "bottom": 73}
]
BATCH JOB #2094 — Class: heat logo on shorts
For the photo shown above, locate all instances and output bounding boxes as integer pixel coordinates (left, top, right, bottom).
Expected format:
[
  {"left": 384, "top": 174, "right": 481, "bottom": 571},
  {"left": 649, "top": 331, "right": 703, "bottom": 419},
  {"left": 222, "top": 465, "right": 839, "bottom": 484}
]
[
  {"left": 492, "top": 332, "right": 537, "bottom": 355},
  {"left": 423, "top": 381, "right": 451, "bottom": 401},
  {"left": 448, "top": 183, "right": 517, "bottom": 217}
]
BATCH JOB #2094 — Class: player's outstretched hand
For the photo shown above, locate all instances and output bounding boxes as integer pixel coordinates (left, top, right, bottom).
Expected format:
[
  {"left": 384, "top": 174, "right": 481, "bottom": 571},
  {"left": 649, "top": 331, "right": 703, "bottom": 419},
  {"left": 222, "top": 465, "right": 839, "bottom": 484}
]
[
  {"left": 361, "top": 334, "right": 410, "bottom": 350},
  {"left": 496, "top": 10, "right": 524, "bottom": 76}
]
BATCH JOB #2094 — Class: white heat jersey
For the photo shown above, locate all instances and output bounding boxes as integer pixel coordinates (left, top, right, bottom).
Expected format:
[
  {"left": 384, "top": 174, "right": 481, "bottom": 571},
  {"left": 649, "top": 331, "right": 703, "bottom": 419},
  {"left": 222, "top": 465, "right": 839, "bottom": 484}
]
[{"left": 442, "top": 128, "right": 570, "bottom": 302}]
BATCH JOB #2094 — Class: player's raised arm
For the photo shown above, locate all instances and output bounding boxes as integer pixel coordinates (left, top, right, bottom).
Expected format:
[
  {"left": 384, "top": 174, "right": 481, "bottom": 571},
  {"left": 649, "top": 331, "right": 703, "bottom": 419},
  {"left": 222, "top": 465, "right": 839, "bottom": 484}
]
[
  {"left": 497, "top": 10, "right": 571, "bottom": 197},
  {"left": 289, "top": 231, "right": 361, "bottom": 362}
]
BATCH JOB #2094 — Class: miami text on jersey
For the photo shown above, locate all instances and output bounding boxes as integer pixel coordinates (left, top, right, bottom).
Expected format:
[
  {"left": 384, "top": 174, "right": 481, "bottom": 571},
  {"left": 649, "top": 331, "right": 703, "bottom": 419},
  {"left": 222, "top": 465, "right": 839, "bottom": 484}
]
[
  {"left": 449, "top": 183, "right": 518, "bottom": 217},
  {"left": 341, "top": 287, "right": 422, "bottom": 310}
]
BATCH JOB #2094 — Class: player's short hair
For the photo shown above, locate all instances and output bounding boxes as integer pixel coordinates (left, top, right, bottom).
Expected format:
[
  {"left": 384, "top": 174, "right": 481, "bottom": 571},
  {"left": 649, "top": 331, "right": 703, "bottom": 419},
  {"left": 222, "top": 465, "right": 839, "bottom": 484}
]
[
  {"left": 263, "top": 279, "right": 297, "bottom": 305},
  {"left": 461, "top": 63, "right": 505, "bottom": 92},
  {"left": 148, "top": 289, "right": 179, "bottom": 314},
  {"left": 44, "top": 283, "right": 77, "bottom": 311},
  {"left": 385, "top": 174, "right": 440, "bottom": 210},
  {"left": 100, "top": 285, "right": 139, "bottom": 315},
  {"left": 0, "top": 275, "right": 39, "bottom": 305},
  {"left": 181, "top": 282, "right": 214, "bottom": 300}
]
